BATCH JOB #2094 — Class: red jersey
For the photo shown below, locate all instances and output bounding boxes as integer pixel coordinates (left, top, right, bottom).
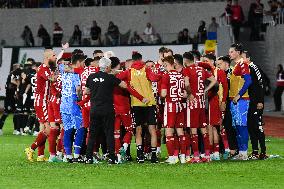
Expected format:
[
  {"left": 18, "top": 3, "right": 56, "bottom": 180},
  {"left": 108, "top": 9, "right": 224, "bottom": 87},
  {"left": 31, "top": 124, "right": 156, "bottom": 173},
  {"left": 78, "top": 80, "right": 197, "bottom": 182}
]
[
  {"left": 80, "top": 66, "right": 99, "bottom": 93},
  {"left": 50, "top": 72, "right": 62, "bottom": 103},
  {"left": 161, "top": 70, "right": 185, "bottom": 103},
  {"left": 152, "top": 63, "right": 164, "bottom": 95},
  {"left": 35, "top": 64, "right": 51, "bottom": 100},
  {"left": 213, "top": 67, "right": 228, "bottom": 103},
  {"left": 183, "top": 64, "right": 212, "bottom": 109},
  {"left": 74, "top": 66, "right": 85, "bottom": 75},
  {"left": 233, "top": 60, "right": 250, "bottom": 76},
  {"left": 161, "top": 70, "right": 185, "bottom": 113},
  {"left": 80, "top": 66, "right": 99, "bottom": 107}
]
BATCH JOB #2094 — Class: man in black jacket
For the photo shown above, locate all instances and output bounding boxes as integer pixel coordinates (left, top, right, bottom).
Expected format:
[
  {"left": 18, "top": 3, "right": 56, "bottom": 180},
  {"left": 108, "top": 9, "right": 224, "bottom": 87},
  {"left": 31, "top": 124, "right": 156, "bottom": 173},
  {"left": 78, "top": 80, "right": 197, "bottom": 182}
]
[{"left": 243, "top": 51, "right": 267, "bottom": 160}]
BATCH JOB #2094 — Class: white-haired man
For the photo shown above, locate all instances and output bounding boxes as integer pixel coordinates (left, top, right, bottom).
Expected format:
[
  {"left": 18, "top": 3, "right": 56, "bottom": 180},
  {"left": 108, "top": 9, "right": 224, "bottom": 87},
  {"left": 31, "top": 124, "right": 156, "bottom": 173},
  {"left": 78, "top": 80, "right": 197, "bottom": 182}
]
[{"left": 84, "top": 57, "right": 127, "bottom": 164}]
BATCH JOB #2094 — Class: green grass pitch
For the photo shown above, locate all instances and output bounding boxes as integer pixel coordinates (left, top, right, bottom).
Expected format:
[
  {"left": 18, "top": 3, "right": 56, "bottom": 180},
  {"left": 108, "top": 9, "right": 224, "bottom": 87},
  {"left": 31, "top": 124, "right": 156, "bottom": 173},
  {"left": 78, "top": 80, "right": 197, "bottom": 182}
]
[{"left": 0, "top": 115, "right": 283, "bottom": 189}]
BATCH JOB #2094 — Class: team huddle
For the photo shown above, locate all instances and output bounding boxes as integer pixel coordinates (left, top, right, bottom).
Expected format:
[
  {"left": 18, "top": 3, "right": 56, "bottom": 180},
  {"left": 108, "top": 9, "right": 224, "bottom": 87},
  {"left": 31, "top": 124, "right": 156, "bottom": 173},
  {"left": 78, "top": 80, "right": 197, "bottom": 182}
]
[{"left": 20, "top": 42, "right": 268, "bottom": 164}]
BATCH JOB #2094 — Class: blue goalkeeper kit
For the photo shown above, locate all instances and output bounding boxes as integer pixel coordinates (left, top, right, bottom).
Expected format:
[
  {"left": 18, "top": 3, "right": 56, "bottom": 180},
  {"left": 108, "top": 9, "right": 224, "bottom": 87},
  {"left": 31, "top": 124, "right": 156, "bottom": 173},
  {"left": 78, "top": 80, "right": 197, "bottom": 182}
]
[
  {"left": 60, "top": 64, "right": 84, "bottom": 156},
  {"left": 229, "top": 62, "right": 252, "bottom": 153}
]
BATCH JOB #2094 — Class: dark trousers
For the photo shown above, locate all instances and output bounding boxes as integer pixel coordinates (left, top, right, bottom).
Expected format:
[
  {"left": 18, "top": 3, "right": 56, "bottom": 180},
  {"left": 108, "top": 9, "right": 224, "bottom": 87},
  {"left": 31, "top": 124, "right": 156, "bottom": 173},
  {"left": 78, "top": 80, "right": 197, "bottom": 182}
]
[
  {"left": 274, "top": 86, "right": 284, "bottom": 111},
  {"left": 247, "top": 104, "right": 266, "bottom": 153},
  {"left": 86, "top": 109, "right": 115, "bottom": 161},
  {"left": 231, "top": 21, "right": 241, "bottom": 42},
  {"left": 223, "top": 106, "right": 238, "bottom": 151}
]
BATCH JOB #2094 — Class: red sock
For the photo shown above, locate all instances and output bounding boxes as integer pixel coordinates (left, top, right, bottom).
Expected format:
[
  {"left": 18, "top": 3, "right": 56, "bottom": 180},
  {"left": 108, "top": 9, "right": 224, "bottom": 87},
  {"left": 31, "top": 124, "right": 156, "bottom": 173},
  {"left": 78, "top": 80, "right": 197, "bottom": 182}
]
[
  {"left": 166, "top": 136, "right": 175, "bottom": 156},
  {"left": 48, "top": 128, "right": 59, "bottom": 155},
  {"left": 210, "top": 144, "right": 214, "bottom": 153},
  {"left": 213, "top": 143, "right": 220, "bottom": 153},
  {"left": 185, "top": 133, "right": 191, "bottom": 156},
  {"left": 123, "top": 132, "right": 132, "bottom": 144},
  {"left": 156, "top": 129, "right": 161, "bottom": 148},
  {"left": 191, "top": 134, "right": 199, "bottom": 157},
  {"left": 221, "top": 128, "right": 230, "bottom": 150},
  {"left": 57, "top": 129, "right": 64, "bottom": 152},
  {"left": 203, "top": 133, "right": 211, "bottom": 156},
  {"left": 38, "top": 144, "right": 45, "bottom": 156},
  {"left": 179, "top": 135, "right": 186, "bottom": 155},
  {"left": 173, "top": 135, "right": 179, "bottom": 156},
  {"left": 114, "top": 131, "right": 121, "bottom": 154},
  {"left": 144, "top": 133, "right": 151, "bottom": 153},
  {"left": 31, "top": 131, "right": 47, "bottom": 150}
]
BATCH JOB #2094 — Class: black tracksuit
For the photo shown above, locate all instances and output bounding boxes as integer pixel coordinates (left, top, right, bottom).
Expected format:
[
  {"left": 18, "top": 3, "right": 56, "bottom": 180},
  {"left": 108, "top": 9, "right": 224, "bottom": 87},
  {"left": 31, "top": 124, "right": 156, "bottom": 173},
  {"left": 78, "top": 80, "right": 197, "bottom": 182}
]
[{"left": 248, "top": 62, "right": 266, "bottom": 154}]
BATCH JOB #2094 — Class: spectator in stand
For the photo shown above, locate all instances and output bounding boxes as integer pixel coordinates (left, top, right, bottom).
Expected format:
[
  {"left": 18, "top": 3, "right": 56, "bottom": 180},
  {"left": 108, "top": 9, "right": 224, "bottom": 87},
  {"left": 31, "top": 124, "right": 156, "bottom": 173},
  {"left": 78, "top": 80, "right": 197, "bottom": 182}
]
[
  {"left": 21, "top": 26, "right": 34, "bottom": 47},
  {"left": 53, "top": 22, "right": 63, "bottom": 47},
  {"left": 90, "top": 20, "right": 102, "bottom": 46},
  {"left": 177, "top": 31, "right": 184, "bottom": 44},
  {"left": 208, "top": 17, "right": 219, "bottom": 33},
  {"left": 130, "top": 31, "right": 144, "bottom": 45},
  {"left": 54, "top": 0, "right": 68, "bottom": 7},
  {"left": 71, "top": 25, "right": 82, "bottom": 46},
  {"left": 221, "top": 0, "right": 233, "bottom": 24},
  {"left": 25, "top": 0, "right": 39, "bottom": 8},
  {"left": 274, "top": 64, "right": 284, "bottom": 112},
  {"left": 143, "top": 22, "right": 155, "bottom": 44},
  {"left": 178, "top": 28, "right": 191, "bottom": 44},
  {"left": 230, "top": 0, "right": 244, "bottom": 42},
  {"left": 106, "top": 21, "right": 120, "bottom": 46},
  {"left": 37, "top": 24, "right": 51, "bottom": 47},
  {"left": 248, "top": 0, "right": 264, "bottom": 41},
  {"left": 197, "top": 20, "right": 207, "bottom": 43}
]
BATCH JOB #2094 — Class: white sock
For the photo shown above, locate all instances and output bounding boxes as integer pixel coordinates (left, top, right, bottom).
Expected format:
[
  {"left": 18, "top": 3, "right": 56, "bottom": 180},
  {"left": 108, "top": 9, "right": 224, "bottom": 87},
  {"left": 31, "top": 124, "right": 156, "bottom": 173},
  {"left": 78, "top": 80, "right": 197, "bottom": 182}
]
[
  {"left": 57, "top": 151, "right": 63, "bottom": 157},
  {"left": 225, "top": 148, "right": 230, "bottom": 152},
  {"left": 74, "top": 154, "right": 80, "bottom": 158},
  {"left": 49, "top": 155, "right": 55, "bottom": 159},
  {"left": 38, "top": 155, "right": 44, "bottom": 158},
  {"left": 123, "top": 143, "right": 128, "bottom": 151},
  {"left": 157, "top": 147, "right": 161, "bottom": 153},
  {"left": 67, "top": 155, "right": 73, "bottom": 159}
]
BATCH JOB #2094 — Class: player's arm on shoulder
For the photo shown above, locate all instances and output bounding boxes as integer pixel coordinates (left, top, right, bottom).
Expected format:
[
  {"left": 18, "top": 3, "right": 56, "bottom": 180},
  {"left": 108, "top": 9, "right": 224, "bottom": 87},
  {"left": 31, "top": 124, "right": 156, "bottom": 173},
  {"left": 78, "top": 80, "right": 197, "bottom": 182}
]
[
  {"left": 184, "top": 76, "right": 191, "bottom": 95},
  {"left": 161, "top": 89, "right": 167, "bottom": 98},
  {"left": 118, "top": 81, "right": 127, "bottom": 89},
  {"left": 116, "top": 69, "right": 129, "bottom": 81},
  {"left": 146, "top": 67, "right": 161, "bottom": 82},
  {"left": 205, "top": 75, "right": 217, "bottom": 93}
]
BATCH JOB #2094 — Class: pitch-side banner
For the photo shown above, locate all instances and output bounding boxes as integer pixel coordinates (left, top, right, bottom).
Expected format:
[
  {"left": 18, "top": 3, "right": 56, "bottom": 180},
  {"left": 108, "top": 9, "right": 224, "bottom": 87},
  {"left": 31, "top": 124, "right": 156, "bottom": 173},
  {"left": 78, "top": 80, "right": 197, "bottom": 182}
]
[{"left": 17, "top": 45, "right": 202, "bottom": 63}]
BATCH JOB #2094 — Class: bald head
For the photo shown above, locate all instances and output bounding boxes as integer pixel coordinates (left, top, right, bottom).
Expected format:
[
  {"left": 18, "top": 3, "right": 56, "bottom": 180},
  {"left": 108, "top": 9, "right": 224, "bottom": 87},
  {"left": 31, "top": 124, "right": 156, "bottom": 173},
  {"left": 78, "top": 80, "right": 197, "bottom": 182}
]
[{"left": 44, "top": 49, "right": 56, "bottom": 67}]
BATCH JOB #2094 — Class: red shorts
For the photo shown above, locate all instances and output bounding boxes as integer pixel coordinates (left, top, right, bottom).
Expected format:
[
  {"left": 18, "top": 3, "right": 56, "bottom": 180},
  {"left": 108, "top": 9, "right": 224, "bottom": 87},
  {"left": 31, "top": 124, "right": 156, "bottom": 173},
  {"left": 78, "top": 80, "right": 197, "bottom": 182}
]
[
  {"left": 34, "top": 95, "right": 48, "bottom": 123},
  {"left": 208, "top": 96, "right": 222, "bottom": 126},
  {"left": 48, "top": 98, "right": 61, "bottom": 123},
  {"left": 163, "top": 102, "right": 185, "bottom": 128},
  {"left": 186, "top": 108, "right": 207, "bottom": 128},
  {"left": 114, "top": 113, "right": 133, "bottom": 131},
  {"left": 82, "top": 106, "right": 90, "bottom": 128}
]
